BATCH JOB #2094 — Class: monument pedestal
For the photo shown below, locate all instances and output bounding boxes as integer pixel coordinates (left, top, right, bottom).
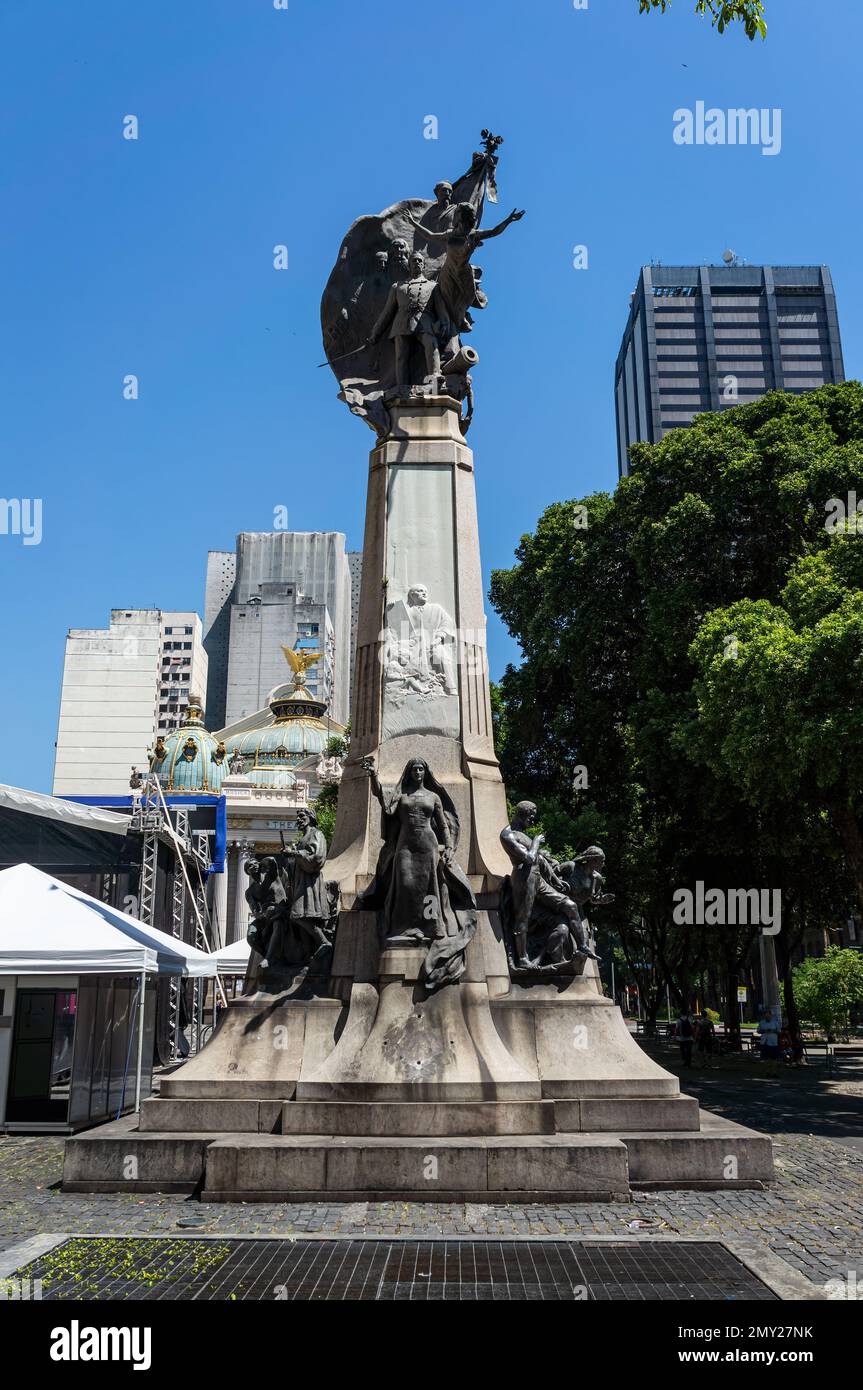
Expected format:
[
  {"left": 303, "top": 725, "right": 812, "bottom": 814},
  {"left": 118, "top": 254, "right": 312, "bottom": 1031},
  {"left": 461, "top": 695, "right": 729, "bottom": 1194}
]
[
  {"left": 64, "top": 932, "right": 773, "bottom": 1201},
  {"left": 147, "top": 990, "right": 344, "bottom": 1104},
  {"left": 298, "top": 935, "right": 538, "bottom": 1102},
  {"left": 490, "top": 975, "right": 682, "bottom": 1098},
  {"left": 62, "top": 394, "right": 773, "bottom": 1202}
]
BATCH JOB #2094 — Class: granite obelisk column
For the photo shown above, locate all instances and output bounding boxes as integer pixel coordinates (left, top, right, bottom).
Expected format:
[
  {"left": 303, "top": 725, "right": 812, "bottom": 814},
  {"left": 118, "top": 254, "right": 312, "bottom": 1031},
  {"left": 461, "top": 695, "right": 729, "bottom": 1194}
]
[{"left": 326, "top": 394, "right": 510, "bottom": 894}]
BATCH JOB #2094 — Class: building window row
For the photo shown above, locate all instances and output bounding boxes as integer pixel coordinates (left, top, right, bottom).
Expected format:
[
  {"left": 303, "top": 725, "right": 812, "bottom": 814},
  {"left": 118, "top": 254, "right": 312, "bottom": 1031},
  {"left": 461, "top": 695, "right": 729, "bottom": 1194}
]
[{"left": 710, "top": 295, "right": 764, "bottom": 308}]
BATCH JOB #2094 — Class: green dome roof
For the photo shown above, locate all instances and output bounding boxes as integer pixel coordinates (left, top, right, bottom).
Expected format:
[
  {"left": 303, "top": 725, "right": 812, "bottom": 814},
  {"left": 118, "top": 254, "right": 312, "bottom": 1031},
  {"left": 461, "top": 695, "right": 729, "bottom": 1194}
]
[
  {"left": 149, "top": 695, "right": 227, "bottom": 794},
  {"left": 225, "top": 660, "right": 333, "bottom": 787}
]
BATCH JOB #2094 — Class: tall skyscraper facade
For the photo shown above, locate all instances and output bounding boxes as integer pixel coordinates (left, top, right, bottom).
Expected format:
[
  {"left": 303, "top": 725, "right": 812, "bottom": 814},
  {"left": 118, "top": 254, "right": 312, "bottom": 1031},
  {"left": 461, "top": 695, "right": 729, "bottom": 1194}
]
[
  {"left": 203, "top": 532, "right": 353, "bottom": 729},
  {"left": 223, "top": 585, "right": 336, "bottom": 727},
  {"left": 52, "top": 609, "right": 208, "bottom": 796},
  {"left": 615, "top": 263, "right": 845, "bottom": 477},
  {"left": 202, "top": 547, "right": 237, "bottom": 731}
]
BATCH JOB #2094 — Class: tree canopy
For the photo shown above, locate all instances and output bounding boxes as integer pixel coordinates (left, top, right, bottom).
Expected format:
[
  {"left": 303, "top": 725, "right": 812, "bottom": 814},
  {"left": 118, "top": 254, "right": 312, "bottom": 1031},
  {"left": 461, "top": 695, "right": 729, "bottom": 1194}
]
[
  {"left": 792, "top": 947, "right": 863, "bottom": 1039},
  {"left": 688, "top": 531, "right": 863, "bottom": 908},
  {"left": 638, "top": 0, "right": 767, "bottom": 40},
  {"left": 490, "top": 383, "right": 863, "bottom": 1025}
]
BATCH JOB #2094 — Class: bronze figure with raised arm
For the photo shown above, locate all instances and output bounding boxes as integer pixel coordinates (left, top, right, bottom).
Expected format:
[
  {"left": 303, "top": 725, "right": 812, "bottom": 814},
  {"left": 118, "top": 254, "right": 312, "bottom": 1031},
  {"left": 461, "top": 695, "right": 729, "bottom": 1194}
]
[
  {"left": 357, "top": 755, "right": 478, "bottom": 989},
  {"left": 404, "top": 202, "right": 525, "bottom": 349}
]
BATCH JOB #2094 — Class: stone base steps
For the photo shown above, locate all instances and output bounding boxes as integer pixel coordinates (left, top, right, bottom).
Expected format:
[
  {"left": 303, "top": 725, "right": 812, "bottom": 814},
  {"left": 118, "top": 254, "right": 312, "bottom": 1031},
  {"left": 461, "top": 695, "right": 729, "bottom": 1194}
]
[
  {"left": 201, "top": 1133, "right": 631, "bottom": 1202},
  {"left": 138, "top": 1094, "right": 700, "bottom": 1137},
  {"left": 281, "top": 1100, "right": 555, "bottom": 1137},
  {"left": 623, "top": 1116, "right": 773, "bottom": 1188},
  {"left": 63, "top": 1124, "right": 211, "bottom": 1193},
  {"left": 62, "top": 1110, "right": 773, "bottom": 1200},
  {"left": 138, "top": 1099, "right": 284, "bottom": 1134}
]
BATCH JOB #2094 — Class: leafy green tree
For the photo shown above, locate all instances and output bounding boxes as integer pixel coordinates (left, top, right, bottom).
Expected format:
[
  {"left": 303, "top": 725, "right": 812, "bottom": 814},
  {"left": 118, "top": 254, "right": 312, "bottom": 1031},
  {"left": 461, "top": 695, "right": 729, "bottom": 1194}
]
[
  {"left": 490, "top": 384, "right": 863, "bottom": 1038},
  {"left": 313, "top": 723, "right": 350, "bottom": 847},
  {"left": 638, "top": 0, "right": 767, "bottom": 39},
  {"left": 314, "top": 782, "right": 339, "bottom": 847},
  {"left": 792, "top": 946, "right": 863, "bottom": 1040},
  {"left": 324, "top": 733, "right": 349, "bottom": 761},
  {"left": 688, "top": 532, "right": 863, "bottom": 912}
]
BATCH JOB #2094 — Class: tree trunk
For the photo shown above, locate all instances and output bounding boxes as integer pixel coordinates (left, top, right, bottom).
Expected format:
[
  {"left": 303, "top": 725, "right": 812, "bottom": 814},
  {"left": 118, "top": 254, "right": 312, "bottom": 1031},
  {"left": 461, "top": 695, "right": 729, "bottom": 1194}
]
[
  {"left": 775, "top": 916, "right": 803, "bottom": 1051},
  {"left": 829, "top": 801, "right": 863, "bottom": 915},
  {"left": 724, "top": 965, "right": 742, "bottom": 1050},
  {"left": 668, "top": 979, "right": 687, "bottom": 1014},
  {"left": 643, "top": 994, "right": 660, "bottom": 1037},
  {"left": 779, "top": 949, "right": 801, "bottom": 1046},
  {"left": 706, "top": 970, "right": 721, "bottom": 1015},
  {"left": 673, "top": 973, "right": 693, "bottom": 1014}
]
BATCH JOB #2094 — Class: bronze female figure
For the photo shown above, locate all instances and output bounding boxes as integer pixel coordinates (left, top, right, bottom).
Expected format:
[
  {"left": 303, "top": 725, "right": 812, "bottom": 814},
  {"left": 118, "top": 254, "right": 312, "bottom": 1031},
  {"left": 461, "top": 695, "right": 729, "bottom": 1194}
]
[{"left": 358, "top": 756, "right": 478, "bottom": 989}]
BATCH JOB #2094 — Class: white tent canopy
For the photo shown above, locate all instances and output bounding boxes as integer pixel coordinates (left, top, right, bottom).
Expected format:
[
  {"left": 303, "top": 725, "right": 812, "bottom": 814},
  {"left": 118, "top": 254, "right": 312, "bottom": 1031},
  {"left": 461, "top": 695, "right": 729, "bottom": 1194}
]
[
  {"left": 214, "top": 937, "right": 250, "bottom": 975},
  {"left": 0, "top": 864, "right": 157, "bottom": 975},
  {"left": 0, "top": 864, "right": 216, "bottom": 978},
  {"left": 0, "top": 782, "right": 130, "bottom": 836}
]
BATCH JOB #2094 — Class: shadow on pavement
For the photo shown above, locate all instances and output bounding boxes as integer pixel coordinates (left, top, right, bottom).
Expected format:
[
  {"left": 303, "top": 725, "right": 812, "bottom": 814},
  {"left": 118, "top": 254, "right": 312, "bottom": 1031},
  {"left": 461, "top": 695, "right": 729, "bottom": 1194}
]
[{"left": 636, "top": 1040, "right": 863, "bottom": 1149}]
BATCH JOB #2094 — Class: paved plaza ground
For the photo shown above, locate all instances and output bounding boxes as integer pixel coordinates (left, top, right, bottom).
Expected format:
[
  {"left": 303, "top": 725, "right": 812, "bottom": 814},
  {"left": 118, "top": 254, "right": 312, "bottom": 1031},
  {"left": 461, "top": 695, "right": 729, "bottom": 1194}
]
[{"left": 2, "top": 1045, "right": 861, "bottom": 1295}]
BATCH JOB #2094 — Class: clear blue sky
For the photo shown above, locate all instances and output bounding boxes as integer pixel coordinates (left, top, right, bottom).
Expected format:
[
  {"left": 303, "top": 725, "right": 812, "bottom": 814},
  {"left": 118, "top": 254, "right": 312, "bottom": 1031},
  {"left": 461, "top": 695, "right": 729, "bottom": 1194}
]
[{"left": 1, "top": 0, "right": 860, "bottom": 793}]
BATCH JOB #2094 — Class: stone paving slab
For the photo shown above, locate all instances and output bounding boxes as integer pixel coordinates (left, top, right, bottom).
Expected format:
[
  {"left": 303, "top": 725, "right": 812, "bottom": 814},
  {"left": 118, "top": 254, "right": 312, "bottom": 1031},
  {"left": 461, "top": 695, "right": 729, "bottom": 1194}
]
[
  {"left": 1, "top": 1128, "right": 861, "bottom": 1290},
  {"left": 3, "top": 1061, "right": 862, "bottom": 1294}
]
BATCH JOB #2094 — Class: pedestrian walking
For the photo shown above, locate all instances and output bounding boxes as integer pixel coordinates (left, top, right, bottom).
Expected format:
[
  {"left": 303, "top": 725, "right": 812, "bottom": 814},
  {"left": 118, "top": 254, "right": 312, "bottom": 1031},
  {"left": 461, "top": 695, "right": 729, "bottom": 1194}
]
[
  {"left": 677, "top": 1010, "right": 695, "bottom": 1067},
  {"left": 696, "top": 1011, "right": 716, "bottom": 1067}
]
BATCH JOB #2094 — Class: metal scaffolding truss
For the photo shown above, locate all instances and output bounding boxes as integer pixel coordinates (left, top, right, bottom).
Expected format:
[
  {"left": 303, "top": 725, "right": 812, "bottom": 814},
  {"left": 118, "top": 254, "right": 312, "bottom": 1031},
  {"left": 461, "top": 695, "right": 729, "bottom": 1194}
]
[{"left": 129, "top": 774, "right": 217, "bottom": 1059}]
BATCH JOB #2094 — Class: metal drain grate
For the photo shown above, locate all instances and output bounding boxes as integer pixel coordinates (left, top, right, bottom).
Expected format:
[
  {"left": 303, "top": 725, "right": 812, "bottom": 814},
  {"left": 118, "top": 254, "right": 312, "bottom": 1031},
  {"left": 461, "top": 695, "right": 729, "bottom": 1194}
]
[{"left": 17, "top": 1238, "right": 779, "bottom": 1301}]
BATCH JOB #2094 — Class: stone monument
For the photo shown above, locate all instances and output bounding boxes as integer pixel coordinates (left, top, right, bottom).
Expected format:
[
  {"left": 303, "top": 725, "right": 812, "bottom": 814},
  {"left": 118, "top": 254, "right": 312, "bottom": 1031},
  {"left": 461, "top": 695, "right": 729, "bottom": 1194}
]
[{"left": 64, "top": 133, "right": 773, "bottom": 1202}]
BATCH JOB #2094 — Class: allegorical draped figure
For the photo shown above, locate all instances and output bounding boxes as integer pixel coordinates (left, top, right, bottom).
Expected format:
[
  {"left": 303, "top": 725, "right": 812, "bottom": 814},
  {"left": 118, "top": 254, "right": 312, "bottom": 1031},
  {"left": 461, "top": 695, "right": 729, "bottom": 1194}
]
[
  {"left": 228, "top": 747, "right": 244, "bottom": 774},
  {"left": 499, "top": 802, "right": 610, "bottom": 977},
  {"left": 357, "top": 757, "right": 477, "bottom": 990},
  {"left": 278, "top": 807, "right": 332, "bottom": 953},
  {"left": 243, "top": 808, "right": 337, "bottom": 994}
]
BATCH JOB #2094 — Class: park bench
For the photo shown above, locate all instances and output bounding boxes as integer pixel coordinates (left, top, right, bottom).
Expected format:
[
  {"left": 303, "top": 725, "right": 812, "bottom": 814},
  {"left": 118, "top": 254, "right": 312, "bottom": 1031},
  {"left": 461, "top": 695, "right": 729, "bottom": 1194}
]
[{"left": 635, "top": 1020, "right": 674, "bottom": 1039}]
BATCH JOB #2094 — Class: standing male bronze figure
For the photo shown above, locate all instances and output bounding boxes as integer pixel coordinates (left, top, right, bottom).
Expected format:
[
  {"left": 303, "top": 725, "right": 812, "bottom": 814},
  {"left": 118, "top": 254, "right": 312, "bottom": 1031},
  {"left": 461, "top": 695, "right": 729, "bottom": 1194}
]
[
  {"left": 369, "top": 250, "right": 447, "bottom": 387},
  {"left": 243, "top": 809, "right": 334, "bottom": 994}
]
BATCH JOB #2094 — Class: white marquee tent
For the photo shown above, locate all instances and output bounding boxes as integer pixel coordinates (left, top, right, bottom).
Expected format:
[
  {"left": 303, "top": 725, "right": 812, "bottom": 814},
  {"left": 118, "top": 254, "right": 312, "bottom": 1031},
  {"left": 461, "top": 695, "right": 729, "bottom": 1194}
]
[
  {"left": 214, "top": 937, "right": 251, "bottom": 975},
  {"left": 0, "top": 864, "right": 215, "bottom": 977},
  {"left": 0, "top": 864, "right": 217, "bottom": 1126}
]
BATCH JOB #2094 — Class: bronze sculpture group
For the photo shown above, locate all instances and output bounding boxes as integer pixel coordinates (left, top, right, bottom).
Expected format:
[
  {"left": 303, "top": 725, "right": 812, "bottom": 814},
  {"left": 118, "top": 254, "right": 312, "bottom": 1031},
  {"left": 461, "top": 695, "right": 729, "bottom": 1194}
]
[
  {"left": 321, "top": 131, "right": 525, "bottom": 435},
  {"left": 243, "top": 766, "right": 611, "bottom": 996},
  {"left": 500, "top": 801, "right": 613, "bottom": 978},
  {"left": 244, "top": 807, "right": 338, "bottom": 994}
]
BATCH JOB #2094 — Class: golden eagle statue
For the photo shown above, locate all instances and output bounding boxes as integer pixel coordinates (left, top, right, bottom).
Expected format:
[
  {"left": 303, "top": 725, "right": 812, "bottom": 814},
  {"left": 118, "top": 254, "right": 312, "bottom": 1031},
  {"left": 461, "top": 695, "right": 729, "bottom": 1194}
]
[{"left": 281, "top": 645, "right": 321, "bottom": 681}]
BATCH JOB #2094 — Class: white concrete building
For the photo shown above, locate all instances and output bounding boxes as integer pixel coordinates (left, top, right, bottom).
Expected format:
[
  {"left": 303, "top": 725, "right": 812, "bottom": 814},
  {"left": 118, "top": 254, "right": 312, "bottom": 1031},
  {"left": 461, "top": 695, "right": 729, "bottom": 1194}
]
[
  {"left": 155, "top": 612, "right": 209, "bottom": 738},
  {"left": 52, "top": 609, "right": 208, "bottom": 797}
]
